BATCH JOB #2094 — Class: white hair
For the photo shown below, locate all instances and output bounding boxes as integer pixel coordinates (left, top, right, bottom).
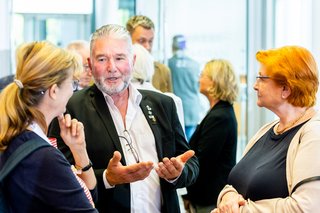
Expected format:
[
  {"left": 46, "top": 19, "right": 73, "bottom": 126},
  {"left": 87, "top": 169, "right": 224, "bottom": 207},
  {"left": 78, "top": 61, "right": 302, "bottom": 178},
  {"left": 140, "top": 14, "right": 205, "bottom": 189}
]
[{"left": 132, "top": 44, "right": 155, "bottom": 82}]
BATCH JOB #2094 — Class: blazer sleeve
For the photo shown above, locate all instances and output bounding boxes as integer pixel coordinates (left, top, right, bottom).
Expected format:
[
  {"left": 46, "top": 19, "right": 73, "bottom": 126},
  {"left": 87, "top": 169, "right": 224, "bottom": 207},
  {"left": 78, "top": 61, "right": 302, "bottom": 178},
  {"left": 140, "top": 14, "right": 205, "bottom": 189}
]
[{"left": 161, "top": 94, "right": 199, "bottom": 189}]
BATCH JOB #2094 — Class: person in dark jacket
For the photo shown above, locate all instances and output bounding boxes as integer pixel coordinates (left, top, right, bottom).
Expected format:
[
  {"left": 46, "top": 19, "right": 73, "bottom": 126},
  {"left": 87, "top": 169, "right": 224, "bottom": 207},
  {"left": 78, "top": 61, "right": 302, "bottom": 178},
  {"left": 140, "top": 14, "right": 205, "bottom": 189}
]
[
  {"left": 0, "top": 41, "right": 98, "bottom": 212},
  {"left": 183, "top": 59, "right": 239, "bottom": 213},
  {"left": 49, "top": 24, "right": 199, "bottom": 213}
]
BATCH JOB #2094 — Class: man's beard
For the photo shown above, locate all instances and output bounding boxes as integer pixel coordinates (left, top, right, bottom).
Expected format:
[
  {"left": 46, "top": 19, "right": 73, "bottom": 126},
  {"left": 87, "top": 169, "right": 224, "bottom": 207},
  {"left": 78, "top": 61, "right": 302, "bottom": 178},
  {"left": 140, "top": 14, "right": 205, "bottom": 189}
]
[{"left": 94, "top": 75, "right": 131, "bottom": 96}]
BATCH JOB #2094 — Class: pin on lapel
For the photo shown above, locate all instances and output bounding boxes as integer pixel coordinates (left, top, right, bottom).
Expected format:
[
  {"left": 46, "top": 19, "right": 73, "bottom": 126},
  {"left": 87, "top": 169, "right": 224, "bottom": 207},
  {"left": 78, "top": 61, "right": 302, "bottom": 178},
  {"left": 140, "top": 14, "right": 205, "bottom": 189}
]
[{"left": 146, "top": 105, "right": 157, "bottom": 124}]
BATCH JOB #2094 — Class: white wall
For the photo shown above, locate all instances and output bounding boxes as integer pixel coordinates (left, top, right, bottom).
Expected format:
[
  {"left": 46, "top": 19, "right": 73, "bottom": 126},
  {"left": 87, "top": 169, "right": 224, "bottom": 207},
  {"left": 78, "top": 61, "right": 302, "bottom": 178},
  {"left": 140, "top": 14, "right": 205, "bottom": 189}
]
[
  {"left": 0, "top": 0, "right": 12, "bottom": 77},
  {"left": 312, "top": 0, "right": 320, "bottom": 109}
]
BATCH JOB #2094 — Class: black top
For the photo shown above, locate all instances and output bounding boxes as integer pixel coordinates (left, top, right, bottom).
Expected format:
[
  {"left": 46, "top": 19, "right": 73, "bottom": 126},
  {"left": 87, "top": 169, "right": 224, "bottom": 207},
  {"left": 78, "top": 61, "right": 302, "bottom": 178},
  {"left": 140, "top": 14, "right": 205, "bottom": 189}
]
[
  {"left": 186, "top": 101, "right": 237, "bottom": 206},
  {"left": 228, "top": 122, "right": 306, "bottom": 201}
]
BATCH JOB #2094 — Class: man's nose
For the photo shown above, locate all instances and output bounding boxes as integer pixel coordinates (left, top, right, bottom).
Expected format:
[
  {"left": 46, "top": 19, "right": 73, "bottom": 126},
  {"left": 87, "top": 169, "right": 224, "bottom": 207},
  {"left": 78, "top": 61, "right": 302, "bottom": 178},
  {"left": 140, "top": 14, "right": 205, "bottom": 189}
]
[
  {"left": 143, "top": 43, "right": 152, "bottom": 53},
  {"left": 106, "top": 58, "right": 116, "bottom": 72}
]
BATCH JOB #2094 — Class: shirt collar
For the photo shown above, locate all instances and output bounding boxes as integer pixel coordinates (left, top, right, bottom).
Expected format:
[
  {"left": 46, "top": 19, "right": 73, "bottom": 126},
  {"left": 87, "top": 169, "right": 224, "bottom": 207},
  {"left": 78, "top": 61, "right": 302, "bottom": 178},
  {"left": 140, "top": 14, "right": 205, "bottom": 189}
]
[
  {"left": 102, "top": 83, "right": 142, "bottom": 106},
  {"left": 27, "top": 122, "right": 50, "bottom": 143}
]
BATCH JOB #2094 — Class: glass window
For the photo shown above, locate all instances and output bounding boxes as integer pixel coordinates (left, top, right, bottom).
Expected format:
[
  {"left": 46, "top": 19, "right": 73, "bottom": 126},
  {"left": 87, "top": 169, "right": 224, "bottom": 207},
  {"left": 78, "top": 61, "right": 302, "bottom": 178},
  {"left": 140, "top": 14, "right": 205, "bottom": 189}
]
[
  {"left": 12, "top": 0, "right": 93, "bottom": 49},
  {"left": 162, "top": 0, "right": 247, "bottom": 160}
]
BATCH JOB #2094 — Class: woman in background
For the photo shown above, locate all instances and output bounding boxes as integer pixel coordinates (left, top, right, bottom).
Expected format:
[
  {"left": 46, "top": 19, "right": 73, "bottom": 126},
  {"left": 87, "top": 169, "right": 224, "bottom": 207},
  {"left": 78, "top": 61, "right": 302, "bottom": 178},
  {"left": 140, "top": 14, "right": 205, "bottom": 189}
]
[
  {"left": 0, "top": 41, "right": 98, "bottom": 212},
  {"left": 183, "top": 59, "right": 239, "bottom": 213},
  {"left": 213, "top": 46, "right": 320, "bottom": 213}
]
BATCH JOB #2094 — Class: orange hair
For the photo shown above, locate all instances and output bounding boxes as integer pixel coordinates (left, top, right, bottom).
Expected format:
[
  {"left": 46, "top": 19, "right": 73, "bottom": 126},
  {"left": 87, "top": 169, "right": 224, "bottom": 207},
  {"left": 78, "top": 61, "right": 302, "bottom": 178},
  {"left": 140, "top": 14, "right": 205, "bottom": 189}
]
[{"left": 256, "top": 46, "right": 319, "bottom": 107}]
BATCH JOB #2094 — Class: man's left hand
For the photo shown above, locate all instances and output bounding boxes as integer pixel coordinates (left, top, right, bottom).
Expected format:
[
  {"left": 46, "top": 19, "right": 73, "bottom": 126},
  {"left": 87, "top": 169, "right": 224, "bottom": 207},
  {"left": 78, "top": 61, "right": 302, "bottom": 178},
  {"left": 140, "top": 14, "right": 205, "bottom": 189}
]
[{"left": 155, "top": 150, "right": 195, "bottom": 180}]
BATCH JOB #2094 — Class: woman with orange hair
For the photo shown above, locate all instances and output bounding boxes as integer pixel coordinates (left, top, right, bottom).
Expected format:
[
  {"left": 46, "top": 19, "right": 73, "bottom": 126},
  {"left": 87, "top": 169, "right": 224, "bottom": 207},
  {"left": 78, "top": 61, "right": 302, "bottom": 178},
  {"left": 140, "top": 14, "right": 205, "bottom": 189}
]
[{"left": 213, "top": 46, "right": 320, "bottom": 213}]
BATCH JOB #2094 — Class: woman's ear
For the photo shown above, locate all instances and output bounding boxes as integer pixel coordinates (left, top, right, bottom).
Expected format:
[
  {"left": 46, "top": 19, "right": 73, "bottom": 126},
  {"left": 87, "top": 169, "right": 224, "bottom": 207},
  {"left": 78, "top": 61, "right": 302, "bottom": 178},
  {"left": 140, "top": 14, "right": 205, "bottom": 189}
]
[
  {"left": 48, "top": 84, "right": 59, "bottom": 100},
  {"left": 281, "top": 85, "right": 291, "bottom": 99}
]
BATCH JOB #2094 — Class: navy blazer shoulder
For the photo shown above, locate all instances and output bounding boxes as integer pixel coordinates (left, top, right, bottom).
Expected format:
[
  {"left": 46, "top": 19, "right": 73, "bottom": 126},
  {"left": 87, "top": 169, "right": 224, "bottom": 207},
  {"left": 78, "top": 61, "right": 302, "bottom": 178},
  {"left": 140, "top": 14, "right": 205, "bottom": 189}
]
[{"left": 1, "top": 131, "right": 98, "bottom": 213}]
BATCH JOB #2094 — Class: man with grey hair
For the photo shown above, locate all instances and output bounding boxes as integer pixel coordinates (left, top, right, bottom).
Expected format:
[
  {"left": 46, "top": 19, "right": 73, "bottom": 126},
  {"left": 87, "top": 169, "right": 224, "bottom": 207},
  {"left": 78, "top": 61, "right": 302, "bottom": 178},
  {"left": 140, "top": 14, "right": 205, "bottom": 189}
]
[{"left": 49, "top": 24, "right": 199, "bottom": 213}]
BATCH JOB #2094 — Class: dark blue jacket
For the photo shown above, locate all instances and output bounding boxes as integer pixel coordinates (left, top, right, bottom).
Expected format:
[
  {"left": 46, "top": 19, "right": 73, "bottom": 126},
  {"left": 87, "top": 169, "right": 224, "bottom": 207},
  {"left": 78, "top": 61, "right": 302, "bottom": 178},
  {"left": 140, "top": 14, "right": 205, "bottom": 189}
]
[{"left": 0, "top": 131, "right": 98, "bottom": 213}]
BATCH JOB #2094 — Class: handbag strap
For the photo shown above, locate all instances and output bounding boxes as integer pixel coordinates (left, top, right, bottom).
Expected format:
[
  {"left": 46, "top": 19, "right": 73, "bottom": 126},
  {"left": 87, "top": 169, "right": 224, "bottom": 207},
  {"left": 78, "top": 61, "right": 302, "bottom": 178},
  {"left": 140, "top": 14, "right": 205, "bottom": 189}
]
[
  {"left": 0, "top": 138, "right": 51, "bottom": 182},
  {"left": 292, "top": 176, "right": 320, "bottom": 193},
  {"left": 291, "top": 121, "right": 320, "bottom": 193}
]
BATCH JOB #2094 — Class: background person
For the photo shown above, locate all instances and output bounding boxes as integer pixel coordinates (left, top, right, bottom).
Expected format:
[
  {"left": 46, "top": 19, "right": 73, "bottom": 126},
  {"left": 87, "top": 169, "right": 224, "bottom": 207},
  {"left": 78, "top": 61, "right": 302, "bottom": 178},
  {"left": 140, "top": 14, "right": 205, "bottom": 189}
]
[
  {"left": 49, "top": 24, "right": 199, "bottom": 213},
  {"left": 126, "top": 15, "right": 174, "bottom": 94},
  {"left": 131, "top": 43, "right": 185, "bottom": 134},
  {"left": 183, "top": 59, "right": 239, "bottom": 213},
  {"left": 0, "top": 74, "right": 14, "bottom": 91},
  {"left": 131, "top": 43, "right": 156, "bottom": 91},
  {"left": 66, "top": 40, "right": 93, "bottom": 89},
  {"left": 0, "top": 41, "right": 98, "bottom": 212},
  {"left": 213, "top": 46, "right": 320, "bottom": 213},
  {"left": 168, "top": 35, "right": 202, "bottom": 141}
]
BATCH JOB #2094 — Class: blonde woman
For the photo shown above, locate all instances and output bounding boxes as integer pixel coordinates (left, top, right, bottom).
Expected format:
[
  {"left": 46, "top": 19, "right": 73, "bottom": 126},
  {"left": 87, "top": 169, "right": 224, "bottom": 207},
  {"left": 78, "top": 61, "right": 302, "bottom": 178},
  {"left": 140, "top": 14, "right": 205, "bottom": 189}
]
[
  {"left": 183, "top": 59, "right": 239, "bottom": 213},
  {"left": 0, "top": 41, "right": 98, "bottom": 212}
]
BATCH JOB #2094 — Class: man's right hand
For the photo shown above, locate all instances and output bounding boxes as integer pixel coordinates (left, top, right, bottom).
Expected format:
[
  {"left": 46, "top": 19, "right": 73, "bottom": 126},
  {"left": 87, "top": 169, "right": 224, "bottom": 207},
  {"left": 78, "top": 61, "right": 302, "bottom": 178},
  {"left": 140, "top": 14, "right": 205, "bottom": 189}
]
[{"left": 105, "top": 151, "right": 154, "bottom": 185}]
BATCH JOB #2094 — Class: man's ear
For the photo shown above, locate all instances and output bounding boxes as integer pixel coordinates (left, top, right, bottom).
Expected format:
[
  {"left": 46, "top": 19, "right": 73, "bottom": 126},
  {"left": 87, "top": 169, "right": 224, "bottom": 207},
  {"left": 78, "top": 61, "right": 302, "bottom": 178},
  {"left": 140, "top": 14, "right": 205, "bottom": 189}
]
[
  {"left": 281, "top": 85, "right": 291, "bottom": 99},
  {"left": 131, "top": 54, "right": 136, "bottom": 67},
  {"left": 87, "top": 58, "right": 92, "bottom": 70},
  {"left": 48, "top": 84, "right": 58, "bottom": 100}
]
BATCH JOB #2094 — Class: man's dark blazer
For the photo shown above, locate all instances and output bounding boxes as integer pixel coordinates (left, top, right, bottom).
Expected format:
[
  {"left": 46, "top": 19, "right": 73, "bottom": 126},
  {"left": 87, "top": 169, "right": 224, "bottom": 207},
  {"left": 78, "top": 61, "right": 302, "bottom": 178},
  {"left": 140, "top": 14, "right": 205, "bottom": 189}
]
[
  {"left": 48, "top": 85, "right": 199, "bottom": 213},
  {"left": 185, "top": 100, "right": 237, "bottom": 206}
]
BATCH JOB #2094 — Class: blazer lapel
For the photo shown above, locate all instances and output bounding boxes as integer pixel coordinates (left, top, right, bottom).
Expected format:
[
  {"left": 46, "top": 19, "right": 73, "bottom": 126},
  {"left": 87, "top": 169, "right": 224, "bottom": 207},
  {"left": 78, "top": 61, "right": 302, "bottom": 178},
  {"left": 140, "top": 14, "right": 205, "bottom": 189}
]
[
  {"left": 89, "top": 85, "right": 126, "bottom": 164},
  {"left": 140, "top": 96, "right": 164, "bottom": 160}
]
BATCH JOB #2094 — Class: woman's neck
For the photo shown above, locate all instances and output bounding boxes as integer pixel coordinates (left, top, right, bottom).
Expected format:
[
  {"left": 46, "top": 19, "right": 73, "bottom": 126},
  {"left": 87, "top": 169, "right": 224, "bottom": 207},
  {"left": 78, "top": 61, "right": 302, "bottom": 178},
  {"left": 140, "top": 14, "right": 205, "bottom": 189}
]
[
  {"left": 275, "top": 106, "right": 315, "bottom": 134},
  {"left": 209, "top": 97, "right": 219, "bottom": 108}
]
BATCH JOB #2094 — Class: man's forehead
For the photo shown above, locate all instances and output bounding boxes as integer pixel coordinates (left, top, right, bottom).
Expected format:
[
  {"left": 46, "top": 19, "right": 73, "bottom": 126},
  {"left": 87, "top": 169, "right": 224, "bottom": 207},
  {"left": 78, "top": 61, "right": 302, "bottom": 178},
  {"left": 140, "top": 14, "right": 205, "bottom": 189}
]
[
  {"left": 93, "top": 38, "right": 129, "bottom": 50},
  {"left": 133, "top": 26, "right": 154, "bottom": 36},
  {"left": 92, "top": 42, "right": 129, "bottom": 56}
]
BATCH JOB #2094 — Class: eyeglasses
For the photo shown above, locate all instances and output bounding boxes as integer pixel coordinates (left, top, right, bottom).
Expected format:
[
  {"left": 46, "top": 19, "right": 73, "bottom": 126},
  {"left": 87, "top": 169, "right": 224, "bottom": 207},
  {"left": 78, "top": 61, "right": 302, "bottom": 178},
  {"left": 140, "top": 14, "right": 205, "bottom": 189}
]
[
  {"left": 256, "top": 75, "right": 271, "bottom": 80},
  {"left": 38, "top": 79, "right": 79, "bottom": 94},
  {"left": 83, "top": 64, "right": 90, "bottom": 72},
  {"left": 72, "top": 80, "right": 79, "bottom": 91},
  {"left": 118, "top": 130, "right": 140, "bottom": 163}
]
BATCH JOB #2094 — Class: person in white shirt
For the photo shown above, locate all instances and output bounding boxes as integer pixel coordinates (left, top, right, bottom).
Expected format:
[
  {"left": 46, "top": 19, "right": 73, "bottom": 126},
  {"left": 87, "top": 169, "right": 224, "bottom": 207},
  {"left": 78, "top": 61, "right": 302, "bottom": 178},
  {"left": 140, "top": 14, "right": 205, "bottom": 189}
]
[
  {"left": 49, "top": 24, "right": 199, "bottom": 213},
  {"left": 131, "top": 43, "right": 186, "bottom": 134}
]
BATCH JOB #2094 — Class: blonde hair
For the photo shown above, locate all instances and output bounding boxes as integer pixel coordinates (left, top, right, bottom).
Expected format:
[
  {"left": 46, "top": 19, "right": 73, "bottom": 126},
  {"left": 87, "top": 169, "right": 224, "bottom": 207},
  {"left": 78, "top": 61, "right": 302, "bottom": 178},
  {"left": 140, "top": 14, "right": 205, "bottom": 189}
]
[
  {"left": 204, "top": 59, "right": 239, "bottom": 103},
  {"left": 0, "top": 41, "right": 81, "bottom": 151},
  {"left": 126, "top": 15, "right": 154, "bottom": 35},
  {"left": 256, "top": 46, "right": 318, "bottom": 107}
]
